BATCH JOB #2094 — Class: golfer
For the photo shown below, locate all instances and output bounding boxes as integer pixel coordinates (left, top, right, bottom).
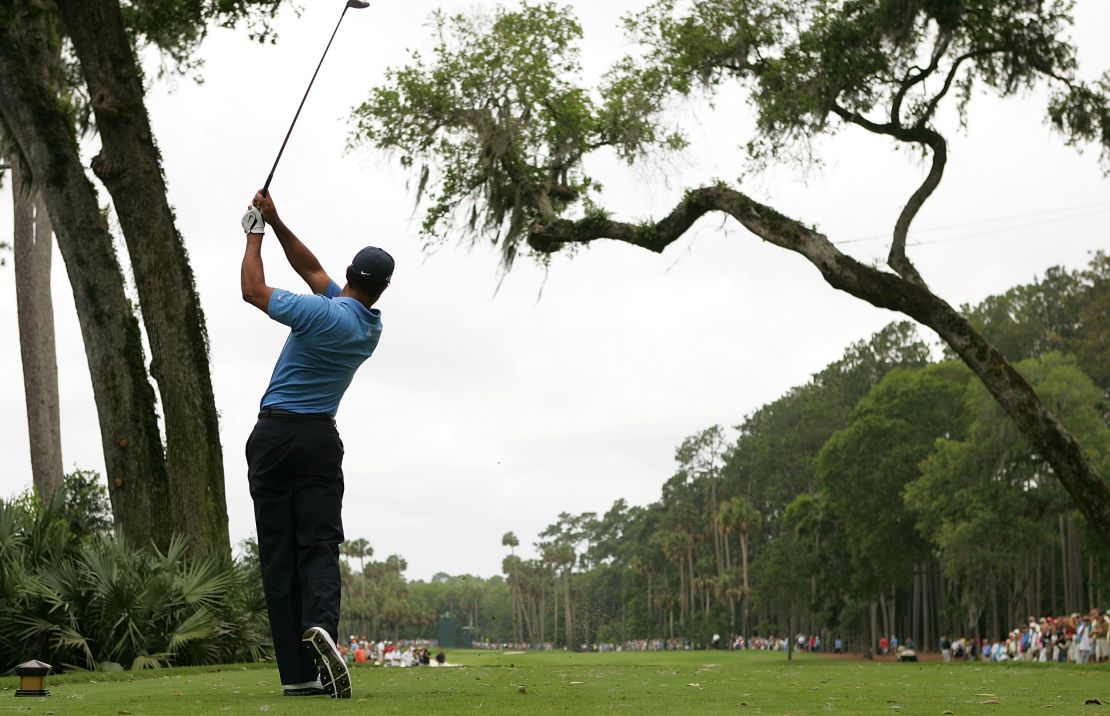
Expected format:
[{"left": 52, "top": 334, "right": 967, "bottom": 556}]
[{"left": 240, "top": 192, "right": 392, "bottom": 698}]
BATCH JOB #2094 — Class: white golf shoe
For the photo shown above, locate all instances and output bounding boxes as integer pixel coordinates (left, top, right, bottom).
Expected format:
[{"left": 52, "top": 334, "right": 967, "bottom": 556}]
[{"left": 302, "top": 626, "right": 352, "bottom": 699}]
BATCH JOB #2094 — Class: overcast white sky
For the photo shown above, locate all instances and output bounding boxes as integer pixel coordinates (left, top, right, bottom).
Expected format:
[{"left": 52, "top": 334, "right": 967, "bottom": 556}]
[{"left": 1, "top": 0, "right": 1108, "bottom": 580}]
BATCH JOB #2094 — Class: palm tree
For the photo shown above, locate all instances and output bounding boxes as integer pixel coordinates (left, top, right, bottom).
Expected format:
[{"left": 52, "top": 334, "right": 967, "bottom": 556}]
[
  {"left": 502, "top": 532, "right": 522, "bottom": 642},
  {"left": 340, "top": 538, "right": 373, "bottom": 636},
  {"left": 541, "top": 542, "right": 576, "bottom": 648},
  {"left": 554, "top": 543, "right": 576, "bottom": 649},
  {"left": 343, "top": 538, "right": 373, "bottom": 574},
  {"left": 719, "top": 497, "right": 761, "bottom": 641}
]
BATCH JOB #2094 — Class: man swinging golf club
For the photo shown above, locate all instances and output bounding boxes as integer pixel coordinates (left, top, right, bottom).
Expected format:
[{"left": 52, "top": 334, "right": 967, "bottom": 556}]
[
  {"left": 238, "top": 0, "right": 377, "bottom": 698},
  {"left": 240, "top": 192, "right": 392, "bottom": 698}
]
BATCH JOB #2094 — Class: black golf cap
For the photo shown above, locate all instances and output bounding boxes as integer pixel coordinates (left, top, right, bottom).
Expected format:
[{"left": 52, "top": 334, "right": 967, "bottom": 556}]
[{"left": 350, "top": 246, "right": 394, "bottom": 284}]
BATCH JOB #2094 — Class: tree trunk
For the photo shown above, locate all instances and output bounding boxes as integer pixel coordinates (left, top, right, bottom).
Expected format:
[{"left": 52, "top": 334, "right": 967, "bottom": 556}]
[
  {"left": 710, "top": 480, "right": 723, "bottom": 580},
  {"left": 922, "top": 563, "right": 931, "bottom": 652},
  {"left": 539, "top": 580, "right": 546, "bottom": 644},
  {"left": 989, "top": 575, "right": 999, "bottom": 642},
  {"left": 1035, "top": 550, "right": 1043, "bottom": 618},
  {"left": 678, "top": 558, "right": 686, "bottom": 625},
  {"left": 1089, "top": 556, "right": 1095, "bottom": 612},
  {"left": 740, "top": 531, "right": 751, "bottom": 641},
  {"left": 563, "top": 568, "right": 573, "bottom": 649},
  {"left": 10, "top": 160, "right": 64, "bottom": 500},
  {"left": 912, "top": 568, "right": 920, "bottom": 650},
  {"left": 890, "top": 585, "right": 897, "bottom": 643},
  {"left": 1069, "top": 514, "right": 1082, "bottom": 612},
  {"left": 869, "top": 601, "right": 879, "bottom": 657},
  {"left": 0, "top": 1, "right": 171, "bottom": 547},
  {"left": 55, "top": 0, "right": 228, "bottom": 555},
  {"left": 786, "top": 610, "right": 793, "bottom": 662},
  {"left": 687, "top": 543, "right": 696, "bottom": 619},
  {"left": 879, "top": 592, "right": 891, "bottom": 644},
  {"left": 620, "top": 569, "right": 627, "bottom": 642},
  {"left": 1050, "top": 538, "right": 1059, "bottom": 616},
  {"left": 553, "top": 574, "right": 559, "bottom": 646},
  {"left": 1060, "top": 513, "right": 1071, "bottom": 612}
]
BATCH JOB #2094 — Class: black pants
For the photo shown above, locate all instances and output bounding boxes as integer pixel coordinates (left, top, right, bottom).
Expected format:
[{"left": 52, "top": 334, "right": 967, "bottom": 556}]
[{"left": 247, "top": 416, "right": 344, "bottom": 685}]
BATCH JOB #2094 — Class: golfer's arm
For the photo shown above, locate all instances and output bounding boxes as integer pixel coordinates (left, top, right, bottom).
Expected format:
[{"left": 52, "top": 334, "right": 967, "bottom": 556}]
[
  {"left": 270, "top": 218, "right": 333, "bottom": 295},
  {"left": 241, "top": 235, "right": 275, "bottom": 312}
]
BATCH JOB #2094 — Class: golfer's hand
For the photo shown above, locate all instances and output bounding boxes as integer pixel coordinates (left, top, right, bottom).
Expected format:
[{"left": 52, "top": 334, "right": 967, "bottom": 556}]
[
  {"left": 254, "top": 191, "right": 280, "bottom": 225},
  {"left": 242, "top": 206, "right": 265, "bottom": 235}
]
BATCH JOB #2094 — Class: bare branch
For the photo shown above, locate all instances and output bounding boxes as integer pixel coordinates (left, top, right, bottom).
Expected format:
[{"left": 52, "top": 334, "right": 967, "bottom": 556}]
[
  {"left": 918, "top": 48, "right": 1002, "bottom": 127},
  {"left": 890, "top": 32, "right": 951, "bottom": 127},
  {"left": 831, "top": 103, "right": 944, "bottom": 287}
]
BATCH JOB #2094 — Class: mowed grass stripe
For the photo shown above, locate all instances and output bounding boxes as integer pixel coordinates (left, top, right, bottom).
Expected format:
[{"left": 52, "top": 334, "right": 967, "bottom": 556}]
[{"left": 4, "top": 650, "right": 1107, "bottom": 714}]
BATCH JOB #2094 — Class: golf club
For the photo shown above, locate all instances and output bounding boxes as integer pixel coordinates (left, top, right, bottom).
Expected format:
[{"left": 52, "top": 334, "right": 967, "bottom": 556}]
[{"left": 260, "top": 0, "right": 371, "bottom": 196}]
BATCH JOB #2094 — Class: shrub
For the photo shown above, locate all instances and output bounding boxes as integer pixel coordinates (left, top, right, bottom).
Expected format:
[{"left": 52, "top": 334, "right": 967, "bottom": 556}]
[{"left": 0, "top": 488, "right": 271, "bottom": 672}]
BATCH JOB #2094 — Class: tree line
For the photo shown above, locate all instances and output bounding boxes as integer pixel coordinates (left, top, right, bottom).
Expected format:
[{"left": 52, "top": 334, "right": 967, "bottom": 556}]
[{"left": 337, "top": 255, "right": 1109, "bottom": 652}]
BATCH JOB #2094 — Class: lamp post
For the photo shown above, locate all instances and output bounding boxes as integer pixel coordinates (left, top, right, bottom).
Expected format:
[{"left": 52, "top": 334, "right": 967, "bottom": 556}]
[{"left": 14, "top": 660, "right": 51, "bottom": 697}]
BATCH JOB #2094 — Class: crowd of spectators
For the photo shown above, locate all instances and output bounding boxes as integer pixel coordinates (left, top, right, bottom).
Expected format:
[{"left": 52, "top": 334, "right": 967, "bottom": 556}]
[
  {"left": 339, "top": 637, "right": 447, "bottom": 667},
  {"left": 387, "top": 610, "right": 1110, "bottom": 665},
  {"left": 941, "top": 610, "right": 1110, "bottom": 664}
]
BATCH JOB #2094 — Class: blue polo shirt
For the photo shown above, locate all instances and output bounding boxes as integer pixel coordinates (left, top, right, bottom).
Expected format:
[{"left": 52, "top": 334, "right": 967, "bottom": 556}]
[{"left": 260, "top": 280, "right": 382, "bottom": 415}]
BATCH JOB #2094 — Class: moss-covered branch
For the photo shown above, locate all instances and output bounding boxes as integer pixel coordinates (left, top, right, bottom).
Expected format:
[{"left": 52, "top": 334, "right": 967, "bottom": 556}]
[{"left": 528, "top": 184, "right": 1110, "bottom": 543}]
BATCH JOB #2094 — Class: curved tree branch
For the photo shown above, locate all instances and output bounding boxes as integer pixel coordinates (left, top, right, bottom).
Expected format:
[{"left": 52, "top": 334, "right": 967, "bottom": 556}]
[
  {"left": 918, "top": 47, "right": 1002, "bottom": 127},
  {"left": 528, "top": 185, "right": 1110, "bottom": 543},
  {"left": 890, "top": 32, "right": 952, "bottom": 127},
  {"left": 831, "top": 103, "right": 947, "bottom": 288},
  {"left": 827, "top": 47, "right": 1005, "bottom": 289}
]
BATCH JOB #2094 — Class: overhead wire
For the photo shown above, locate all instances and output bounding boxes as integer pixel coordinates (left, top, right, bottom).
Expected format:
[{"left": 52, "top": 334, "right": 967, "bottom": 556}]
[
  {"left": 834, "top": 200, "right": 1110, "bottom": 247},
  {"left": 908, "top": 205, "right": 1110, "bottom": 248}
]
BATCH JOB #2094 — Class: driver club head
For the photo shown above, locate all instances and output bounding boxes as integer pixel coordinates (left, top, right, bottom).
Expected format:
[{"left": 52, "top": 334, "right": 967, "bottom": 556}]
[{"left": 347, "top": 0, "right": 370, "bottom": 8}]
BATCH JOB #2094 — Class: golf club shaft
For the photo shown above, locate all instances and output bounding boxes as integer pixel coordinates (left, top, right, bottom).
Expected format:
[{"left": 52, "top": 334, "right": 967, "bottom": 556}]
[{"left": 261, "top": 3, "right": 359, "bottom": 195}]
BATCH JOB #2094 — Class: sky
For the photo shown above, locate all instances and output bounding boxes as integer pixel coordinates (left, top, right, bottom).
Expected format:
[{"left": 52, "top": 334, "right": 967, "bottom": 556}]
[{"left": 1, "top": 0, "right": 1108, "bottom": 581}]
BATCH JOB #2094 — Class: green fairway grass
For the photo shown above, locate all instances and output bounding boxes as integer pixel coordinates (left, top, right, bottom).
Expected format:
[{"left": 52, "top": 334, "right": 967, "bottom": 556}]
[{"left": 3, "top": 650, "right": 1108, "bottom": 714}]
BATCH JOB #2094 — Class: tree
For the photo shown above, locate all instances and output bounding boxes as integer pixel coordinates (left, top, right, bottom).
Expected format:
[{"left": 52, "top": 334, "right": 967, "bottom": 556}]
[
  {"left": 0, "top": 4, "right": 172, "bottom": 547},
  {"left": 966, "top": 254, "right": 1110, "bottom": 397},
  {"left": 0, "top": 0, "right": 286, "bottom": 553},
  {"left": 342, "top": 538, "right": 373, "bottom": 574},
  {"left": 6, "top": 156, "right": 63, "bottom": 500},
  {"left": 351, "top": 1, "right": 1110, "bottom": 540},
  {"left": 500, "top": 531, "right": 522, "bottom": 642},
  {"left": 817, "top": 363, "right": 969, "bottom": 643},
  {"left": 59, "top": 468, "right": 114, "bottom": 540},
  {"left": 717, "top": 495, "right": 760, "bottom": 640},
  {"left": 540, "top": 537, "right": 576, "bottom": 648},
  {"left": 905, "top": 353, "right": 1110, "bottom": 633},
  {"left": 53, "top": 0, "right": 239, "bottom": 551}
]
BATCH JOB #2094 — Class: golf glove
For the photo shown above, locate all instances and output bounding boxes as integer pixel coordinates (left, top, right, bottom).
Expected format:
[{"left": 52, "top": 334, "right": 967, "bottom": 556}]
[{"left": 242, "top": 206, "right": 266, "bottom": 235}]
